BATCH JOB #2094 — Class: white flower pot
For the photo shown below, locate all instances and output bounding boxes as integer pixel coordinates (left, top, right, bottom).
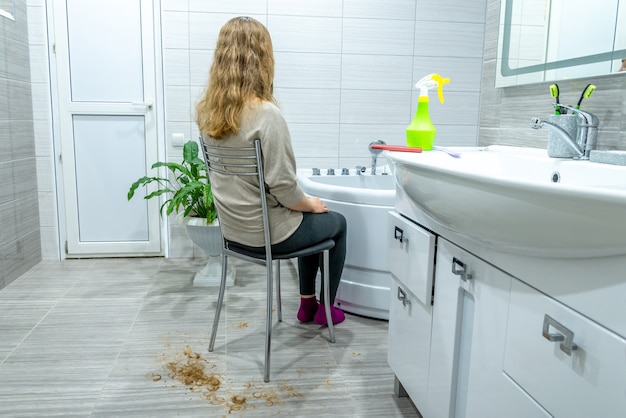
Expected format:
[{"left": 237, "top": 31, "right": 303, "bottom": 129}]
[{"left": 182, "top": 217, "right": 235, "bottom": 287}]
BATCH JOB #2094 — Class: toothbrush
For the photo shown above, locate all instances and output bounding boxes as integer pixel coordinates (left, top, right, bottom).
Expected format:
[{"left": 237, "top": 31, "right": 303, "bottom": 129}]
[
  {"left": 433, "top": 146, "right": 461, "bottom": 158},
  {"left": 576, "top": 84, "right": 596, "bottom": 109},
  {"left": 549, "top": 84, "right": 562, "bottom": 114}
]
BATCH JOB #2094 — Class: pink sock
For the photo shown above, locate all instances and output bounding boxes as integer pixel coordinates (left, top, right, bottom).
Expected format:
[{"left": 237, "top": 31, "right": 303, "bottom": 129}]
[
  {"left": 297, "top": 297, "right": 319, "bottom": 323},
  {"left": 314, "top": 303, "right": 345, "bottom": 325}
]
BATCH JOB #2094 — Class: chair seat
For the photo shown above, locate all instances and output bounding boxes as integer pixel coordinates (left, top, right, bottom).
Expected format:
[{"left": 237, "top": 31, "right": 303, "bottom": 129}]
[{"left": 226, "top": 238, "right": 335, "bottom": 260}]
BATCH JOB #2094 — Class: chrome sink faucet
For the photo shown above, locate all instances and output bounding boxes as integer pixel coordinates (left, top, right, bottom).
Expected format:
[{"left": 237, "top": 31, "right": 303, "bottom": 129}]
[
  {"left": 530, "top": 105, "right": 599, "bottom": 160},
  {"left": 368, "top": 139, "right": 386, "bottom": 175}
]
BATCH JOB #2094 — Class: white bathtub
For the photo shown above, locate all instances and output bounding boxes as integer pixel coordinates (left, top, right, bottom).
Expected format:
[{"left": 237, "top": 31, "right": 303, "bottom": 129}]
[{"left": 297, "top": 167, "right": 395, "bottom": 320}]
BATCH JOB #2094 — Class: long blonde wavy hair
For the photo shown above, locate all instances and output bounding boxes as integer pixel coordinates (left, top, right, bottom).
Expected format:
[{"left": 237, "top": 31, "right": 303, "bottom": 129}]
[{"left": 196, "top": 16, "right": 277, "bottom": 139}]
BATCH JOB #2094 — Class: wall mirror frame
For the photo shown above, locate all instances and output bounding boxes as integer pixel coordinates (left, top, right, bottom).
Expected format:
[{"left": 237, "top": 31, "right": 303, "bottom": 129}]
[{"left": 496, "top": 0, "right": 626, "bottom": 87}]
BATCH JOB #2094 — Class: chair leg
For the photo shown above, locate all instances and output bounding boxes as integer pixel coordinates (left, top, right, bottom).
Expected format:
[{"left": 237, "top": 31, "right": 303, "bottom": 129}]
[
  {"left": 322, "top": 249, "right": 336, "bottom": 343},
  {"left": 209, "top": 254, "right": 229, "bottom": 352},
  {"left": 264, "top": 259, "right": 274, "bottom": 383},
  {"left": 276, "top": 260, "right": 282, "bottom": 322}
]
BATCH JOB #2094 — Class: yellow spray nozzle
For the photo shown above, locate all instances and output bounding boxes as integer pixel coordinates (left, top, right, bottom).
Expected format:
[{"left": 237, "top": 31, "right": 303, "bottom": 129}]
[{"left": 431, "top": 74, "right": 451, "bottom": 104}]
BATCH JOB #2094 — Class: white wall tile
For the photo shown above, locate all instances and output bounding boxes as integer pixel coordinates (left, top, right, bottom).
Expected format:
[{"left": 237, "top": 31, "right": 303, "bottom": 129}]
[
  {"left": 433, "top": 124, "right": 480, "bottom": 147},
  {"left": 26, "top": 5, "right": 46, "bottom": 46},
  {"left": 162, "top": 0, "right": 188, "bottom": 12},
  {"left": 340, "top": 123, "right": 408, "bottom": 148},
  {"left": 39, "top": 226, "right": 60, "bottom": 260},
  {"left": 35, "top": 155, "right": 54, "bottom": 192},
  {"left": 410, "top": 90, "right": 481, "bottom": 126},
  {"left": 339, "top": 123, "right": 408, "bottom": 171},
  {"left": 33, "top": 119, "right": 53, "bottom": 157},
  {"left": 274, "top": 52, "right": 341, "bottom": 89},
  {"left": 189, "top": 49, "right": 212, "bottom": 86},
  {"left": 268, "top": 15, "right": 342, "bottom": 53},
  {"left": 164, "top": 86, "right": 192, "bottom": 122},
  {"left": 27, "top": 45, "right": 48, "bottom": 84},
  {"left": 189, "top": 0, "right": 266, "bottom": 14},
  {"left": 341, "top": 54, "right": 413, "bottom": 90},
  {"left": 168, "top": 223, "right": 194, "bottom": 258},
  {"left": 161, "top": 11, "right": 189, "bottom": 49},
  {"left": 163, "top": 48, "right": 190, "bottom": 86},
  {"left": 417, "top": 0, "right": 487, "bottom": 23},
  {"left": 30, "top": 82, "right": 51, "bottom": 120},
  {"left": 268, "top": 0, "right": 342, "bottom": 17},
  {"left": 37, "top": 191, "right": 57, "bottom": 227},
  {"left": 340, "top": 90, "right": 412, "bottom": 125},
  {"left": 343, "top": 18, "right": 415, "bottom": 55},
  {"left": 275, "top": 88, "right": 341, "bottom": 124},
  {"left": 344, "top": 0, "right": 417, "bottom": 20},
  {"left": 288, "top": 123, "right": 340, "bottom": 159},
  {"left": 189, "top": 84, "right": 206, "bottom": 110},
  {"left": 189, "top": 12, "right": 266, "bottom": 50},
  {"left": 412, "top": 56, "right": 484, "bottom": 92},
  {"left": 414, "top": 21, "right": 485, "bottom": 58}
]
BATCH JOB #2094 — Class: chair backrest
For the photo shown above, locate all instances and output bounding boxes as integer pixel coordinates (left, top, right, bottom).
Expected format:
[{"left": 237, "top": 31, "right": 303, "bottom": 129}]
[{"left": 200, "top": 137, "right": 273, "bottom": 260}]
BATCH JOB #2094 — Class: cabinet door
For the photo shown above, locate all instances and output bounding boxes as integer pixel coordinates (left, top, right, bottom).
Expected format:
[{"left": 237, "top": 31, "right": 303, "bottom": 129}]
[
  {"left": 388, "top": 277, "right": 432, "bottom": 413},
  {"left": 428, "top": 239, "right": 550, "bottom": 418},
  {"left": 504, "top": 279, "right": 626, "bottom": 417}
]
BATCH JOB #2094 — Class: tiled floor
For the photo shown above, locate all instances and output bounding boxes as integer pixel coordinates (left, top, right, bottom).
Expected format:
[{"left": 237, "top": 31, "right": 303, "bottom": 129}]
[{"left": 0, "top": 257, "right": 420, "bottom": 417}]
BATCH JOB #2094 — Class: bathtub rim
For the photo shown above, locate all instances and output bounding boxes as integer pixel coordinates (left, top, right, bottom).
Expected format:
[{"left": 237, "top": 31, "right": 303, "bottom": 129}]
[{"left": 297, "top": 168, "right": 395, "bottom": 206}]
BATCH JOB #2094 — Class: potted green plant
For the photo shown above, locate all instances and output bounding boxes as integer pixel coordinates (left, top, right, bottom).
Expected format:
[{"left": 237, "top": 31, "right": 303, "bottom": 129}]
[
  {"left": 127, "top": 140, "right": 217, "bottom": 225},
  {"left": 127, "top": 140, "right": 234, "bottom": 286}
]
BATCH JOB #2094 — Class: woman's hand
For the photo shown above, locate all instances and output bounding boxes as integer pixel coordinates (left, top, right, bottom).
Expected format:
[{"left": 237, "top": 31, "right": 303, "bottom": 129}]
[
  {"left": 289, "top": 196, "right": 328, "bottom": 213},
  {"left": 307, "top": 196, "right": 328, "bottom": 213}
]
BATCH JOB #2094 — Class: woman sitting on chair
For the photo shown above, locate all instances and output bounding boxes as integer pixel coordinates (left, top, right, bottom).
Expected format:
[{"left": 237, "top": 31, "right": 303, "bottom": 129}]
[{"left": 195, "top": 16, "right": 346, "bottom": 325}]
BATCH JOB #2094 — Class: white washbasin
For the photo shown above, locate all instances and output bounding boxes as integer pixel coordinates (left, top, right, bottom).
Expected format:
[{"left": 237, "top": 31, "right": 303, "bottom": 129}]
[{"left": 387, "top": 145, "right": 626, "bottom": 258}]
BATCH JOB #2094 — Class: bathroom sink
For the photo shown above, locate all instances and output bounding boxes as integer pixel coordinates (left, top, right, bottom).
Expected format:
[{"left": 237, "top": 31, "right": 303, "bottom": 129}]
[{"left": 386, "top": 145, "right": 626, "bottom": 258}]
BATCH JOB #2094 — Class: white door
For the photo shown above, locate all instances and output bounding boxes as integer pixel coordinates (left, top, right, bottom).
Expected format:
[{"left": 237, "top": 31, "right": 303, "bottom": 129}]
[{"left": 50, "top": 0, "right": 162, "bottom": 257}]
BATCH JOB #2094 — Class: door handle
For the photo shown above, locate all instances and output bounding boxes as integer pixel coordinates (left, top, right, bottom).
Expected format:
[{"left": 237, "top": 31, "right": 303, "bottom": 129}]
[
  {"left": 542, "top": 314, "right": 578, "bottom": 355},
  {"left": 131, "top": 101, "right": 153, "bottom": 110}
]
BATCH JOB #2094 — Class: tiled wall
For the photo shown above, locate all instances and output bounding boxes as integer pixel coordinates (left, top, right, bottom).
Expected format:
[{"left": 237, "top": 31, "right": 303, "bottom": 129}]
[
  {"left": 479, "top": 0, "right": 626, "bottom": 149},
  {"left": 163, "top": 0, "right": 488, "bottom": 169},
  {"left": 163, "top": 0, "right": 488, "bottom": 257},
  {"left": 0, "top": 0, "right": 41, "bottom": 289}
]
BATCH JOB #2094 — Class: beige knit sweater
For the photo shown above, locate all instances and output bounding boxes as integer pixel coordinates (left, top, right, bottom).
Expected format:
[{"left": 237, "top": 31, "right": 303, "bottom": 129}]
[{"left": 202, "top": 101, "right": 304, "bottom": 247}]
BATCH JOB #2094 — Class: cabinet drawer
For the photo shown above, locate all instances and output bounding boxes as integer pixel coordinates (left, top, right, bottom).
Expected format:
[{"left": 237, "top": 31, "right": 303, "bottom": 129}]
[
  {"left": 387, "top": 211, "right": 435, "bottom": 305},
  {"left": 504, "top": 279, "right": 626, "bottom": 417},
  {"left": 387, "top": 278, "right": 432, "bottom": 410}
]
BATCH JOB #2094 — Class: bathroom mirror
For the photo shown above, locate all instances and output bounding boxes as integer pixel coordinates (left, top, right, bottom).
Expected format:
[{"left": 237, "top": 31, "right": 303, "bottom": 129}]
[
  {"left": 0, "top": 0, "right": 15, "bottom": 20},
  {"left": 496, "top": 0, "right": 626, "bottom": 87}
]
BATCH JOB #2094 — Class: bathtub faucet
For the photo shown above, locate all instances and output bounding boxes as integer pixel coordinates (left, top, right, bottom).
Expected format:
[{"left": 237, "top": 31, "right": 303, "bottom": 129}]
[
  {"left": 368, "top": 140, "right": 386, "bottom": 175},
  {"left": 355, "top": 165, "right": 366, "bottom": 175}
]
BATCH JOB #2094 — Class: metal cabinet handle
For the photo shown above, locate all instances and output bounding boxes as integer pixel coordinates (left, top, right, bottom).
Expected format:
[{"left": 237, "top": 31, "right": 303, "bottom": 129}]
[
  {"left": 394, "top": 226, "right": 407, "bottom": 243},
  {"left": 397, "top": 287, "right": 411, "bottom": 307},
  {"left": 542, "top": 314, "right": 578, "bottom": 355},
  {"left": 452, "top": 257, "right": 472, "bottom": 281}
]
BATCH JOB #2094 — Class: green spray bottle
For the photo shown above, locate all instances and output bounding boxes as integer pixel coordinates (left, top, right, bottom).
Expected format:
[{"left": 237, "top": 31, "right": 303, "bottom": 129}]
[{"left": 406, "top": 73, "right": 450, "bottom": 150}]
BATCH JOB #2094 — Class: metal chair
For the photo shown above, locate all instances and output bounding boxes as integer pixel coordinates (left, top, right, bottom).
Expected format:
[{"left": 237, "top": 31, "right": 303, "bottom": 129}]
[{"left": 200, "top": 138, "right": 336, "bottom": 383}]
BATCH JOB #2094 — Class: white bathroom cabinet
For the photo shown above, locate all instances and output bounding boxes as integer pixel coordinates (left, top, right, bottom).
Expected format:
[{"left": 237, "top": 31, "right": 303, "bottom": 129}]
[{"left": 387, "top": 208, "right": 626, "bottom": 417}]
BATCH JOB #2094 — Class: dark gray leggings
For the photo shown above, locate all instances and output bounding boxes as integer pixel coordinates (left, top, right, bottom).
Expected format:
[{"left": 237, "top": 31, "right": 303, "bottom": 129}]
[{"left": 237, "top": 211, "right": 347, "bottom": 304}]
